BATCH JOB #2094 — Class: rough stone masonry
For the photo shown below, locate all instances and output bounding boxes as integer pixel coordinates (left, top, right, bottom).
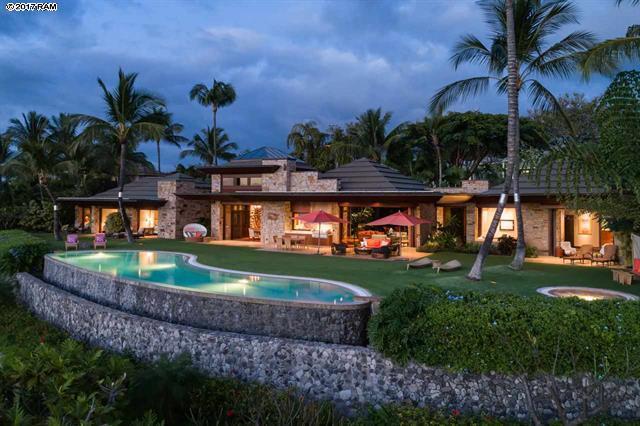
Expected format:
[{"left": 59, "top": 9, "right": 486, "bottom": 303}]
[{"left": 17, "top": 273, "right": 640, "bottom": 422}]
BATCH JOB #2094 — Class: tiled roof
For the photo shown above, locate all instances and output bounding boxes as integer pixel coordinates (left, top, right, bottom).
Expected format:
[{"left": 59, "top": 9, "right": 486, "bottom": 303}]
[
  {"left": 237, "top": 146, "right": 296, "bottom": 160},
  {"left": 60, "top": 173, "right": 208, "bottom": 202},
  {"left": 480, "top": 168, "right": 604, "bottom": 196},
  {"left": 321, "top": 158, "right": 427, "bottom": 191}
]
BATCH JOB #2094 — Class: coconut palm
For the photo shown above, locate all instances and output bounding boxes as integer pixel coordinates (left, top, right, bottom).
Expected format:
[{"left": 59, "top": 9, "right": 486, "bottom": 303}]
[
  {"left": 180, "top": 127, "right": 237, "bottom": 166},
  {"left": 579, "top": 18, "right": 639, "bottom": 78},
  {"left": 0, "top": 132, "right": 13, "bottom": 190},
  {"left": 75, "top": 69, "right": 165, "bottom": 243},
  {"left": 431, "top": 0, "right": 594, "bottom": 277},
  {"left": 189, "top": 80, "right": 236, "bottom": 165},
  {"left": 5, "top": 112, "right": 64, "bottom": 240},
  {"left": 151, "top": 110, "right": 187, "bottom": 173},
  {"left": 286, "top": 121, "right": 330, "bottom": 170},
  {"left": 351, "top": 108, "right": 406, "bottom": 162}
]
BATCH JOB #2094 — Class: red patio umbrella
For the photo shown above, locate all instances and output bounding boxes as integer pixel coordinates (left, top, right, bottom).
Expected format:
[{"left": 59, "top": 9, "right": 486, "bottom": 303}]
[
  {"left": 366, "top": 211, "right": 431, "bottom": 255},
  {"left": 296, "top": 210, "right": 347, "bottom": 254}
]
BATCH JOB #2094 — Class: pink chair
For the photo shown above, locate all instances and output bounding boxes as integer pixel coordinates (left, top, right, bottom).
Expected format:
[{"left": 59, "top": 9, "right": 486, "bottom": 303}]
[
  {"left": 94, "top": 233, "right": 107, "bottom": 250},
  {"left": 65, "top": 234, "right": 79, "bottom": 251}
]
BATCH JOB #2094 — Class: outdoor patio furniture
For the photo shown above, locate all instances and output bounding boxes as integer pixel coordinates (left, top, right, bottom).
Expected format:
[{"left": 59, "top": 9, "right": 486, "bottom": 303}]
[
  {"left": 133, "top": 227, "right": 147, "bottom": 239},
  {"left": 371, "top": 245, "right": 392, "bottom": 259},
  {"left": 331, "top": 243, "right": 347, "bottom": 255},
  {"left": 562, "top": 244, "right": 594, "bottom": 264},
  {"left": 354, "top": 246, "right": 372, "bottom": 255},
  {"left": 249, "top": 228, "right": 261, "bottom": 240},
  {"left": 433, "top": 259, "right": 462, "bottom": 273},
  {"left": 93, "top": 233, "right": 107, "bottom": 250},
  {"left": 65, "top": 234, "right": 79, "bottom": 251},
  {"left": 611, "top": 267, "right": 634, "bottom": 285},
  {"left": 406, "top": 257, "right": 433, "bottom": 270},
  {"left": 560, "top": 241, "right": 577, "bottom": 256},
  {"left": 591, "top": 243, "right": 617, "bottom": 266}
]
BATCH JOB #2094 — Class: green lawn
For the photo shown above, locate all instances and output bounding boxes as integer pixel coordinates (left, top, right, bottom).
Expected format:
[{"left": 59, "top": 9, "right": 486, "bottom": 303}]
[{"left": 40, "top": 234, "right": 639, "bottom": 298}]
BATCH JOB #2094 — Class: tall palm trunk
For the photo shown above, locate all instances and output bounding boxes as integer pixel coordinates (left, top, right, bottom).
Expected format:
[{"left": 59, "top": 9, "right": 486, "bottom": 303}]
[
  {"left": 212, "top": 105, "right": 218, "bottom": 166},
  {"left": 41, "top": 181, "right": 61, "bottom": 241},
  {"left": 468, "top": 0, "right": 518, "bottom": 281},
  {"left": 156, "top": 140, "right": 161, "bottom": 173},
  {"left": 118, "top": 141, "right": 135, "bottom": 243},
  {"left": 432, "top": 132, "right": 443, "bottom": 187},
  {"left": 510, "top": 116, "right": 526, "bottom": 269}
]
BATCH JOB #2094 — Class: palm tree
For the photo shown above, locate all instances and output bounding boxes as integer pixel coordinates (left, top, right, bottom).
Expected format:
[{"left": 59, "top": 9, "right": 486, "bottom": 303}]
[
  {"left": 180, "top": 127, "right": 237, "bottom": 165},
  {"left": 151, "top": 110, "right": 187, "bottom": 173},
  {"left": 76, "top": 69, "right": 165, "bottom": 243},
  {"left": 579, "top": 0, "right": 639, "bottom": 80},
  {"left": 431, "top": 0, "right": 594, "bottom": 277},
  {"left": 351, "top": 108, "right": 405, "bottom": 162},
  {"left": 189, "top": 80, "right": 236, "bottom": 165},
  {"left": 0, "top": 132, "right": 13, "bottom": 188},
  {"left": 5, "top": 112, "right": 63, "bottom": 240},
  {"left": 468, "top": 0, "right": 520, "bottom": 280},
  {"left": 286, "top": 121, "right": 330, "bottom": 170}
]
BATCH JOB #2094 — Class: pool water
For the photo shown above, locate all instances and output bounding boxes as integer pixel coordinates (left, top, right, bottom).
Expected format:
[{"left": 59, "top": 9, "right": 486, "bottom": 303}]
[{"left": 51, "top": 251, "right": 363, "bottom": 304}]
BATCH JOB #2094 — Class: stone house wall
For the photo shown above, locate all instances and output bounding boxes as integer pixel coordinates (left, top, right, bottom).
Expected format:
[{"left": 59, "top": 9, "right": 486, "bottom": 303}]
[
  {"left": 211, "top": 174, "right": 221, "bottom": 192},
  {"left": 262, "top": 159, "right": 295, "bottom": 192},
  {"left": 464, "top": 203, "right": 553, "bottom": 254},
  {"left": 18, "top": 272, "right": 640, "bottom": 422},
  {"left": 261, "top": 202, "right": 292, "bottom": 246},
  {"left": 158, "top": 181, "right": 211, "bottom": 239},
  {"left": 290, "top": 172, "right": 339, "bottom": 192},
  {"left": 210, "top": 201, "right": 223, "bottom": 240}
]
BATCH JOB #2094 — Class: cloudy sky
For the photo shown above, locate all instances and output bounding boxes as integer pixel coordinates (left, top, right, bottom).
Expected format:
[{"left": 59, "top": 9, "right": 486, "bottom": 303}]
[{"left": 1, "top": 0, "right": 637, "bottom": 171}]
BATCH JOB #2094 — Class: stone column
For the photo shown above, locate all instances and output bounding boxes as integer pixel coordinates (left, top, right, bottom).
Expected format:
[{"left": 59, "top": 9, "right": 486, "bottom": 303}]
[
  {"left": 417, "top": 203, "right": 436, "bottom": 246},
  {"left": 210, "top": 201, "right": 223, "bottom": 240},
  {"left": 90, "top": 206, "right": 100, "bottom": 234},
  {"left": 465, "top": 204, "right": 477, "bottom": 243},
  {"left": 261, "top": 202, "right": 290, "bottom": 246}
]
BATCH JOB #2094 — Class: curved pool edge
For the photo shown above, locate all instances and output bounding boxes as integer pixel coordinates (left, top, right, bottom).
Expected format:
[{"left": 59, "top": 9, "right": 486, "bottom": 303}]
[
  {"left": 537, "top": 286, "right": 639, "bottom": 301},
  {"left": 42, "top": 252, "right": 372, "bottom": 345},
  {"left": 48, "top": 249, "right": 373, "bottom": 305}
]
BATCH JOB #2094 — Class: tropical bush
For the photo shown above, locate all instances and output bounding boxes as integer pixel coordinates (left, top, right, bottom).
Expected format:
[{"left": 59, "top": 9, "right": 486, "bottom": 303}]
[
  {"left": 104, "top": 212, "right": 125, "bottom": 234},
  {"left": 0, "top": 206, "right": 22, "bottom": 230},
  {"left": 496, "top": 234, "right": 517, "bottom": 255},
  {"left": 18, "top": 200, "right": 54, "bottom": 232},
  {"left": 369, "top": 285, "right": 640, "bottom": 377},
  {"left": 0, "top": 230, "right": 49, "bottom": 274}
]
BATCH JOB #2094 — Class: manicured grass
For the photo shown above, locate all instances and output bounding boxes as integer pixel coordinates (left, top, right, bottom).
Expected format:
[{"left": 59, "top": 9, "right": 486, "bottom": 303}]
[{"left": 38, "top": 234, "right": 638, "bottom": 298}]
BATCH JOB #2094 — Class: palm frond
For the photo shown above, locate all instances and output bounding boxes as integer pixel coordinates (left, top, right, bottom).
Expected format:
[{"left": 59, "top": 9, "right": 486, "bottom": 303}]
[
  {"left": 578, "top": 33, "right": 640, "bottom": 79},
  {"left": 429, "top": 77, "right": 492, "bottom": 113},
  {"left": 450, "top": 35, "right": 493, "bottom": 69},
  {"left": 526, "top": 79, "right": 576, "bottom": 136}
]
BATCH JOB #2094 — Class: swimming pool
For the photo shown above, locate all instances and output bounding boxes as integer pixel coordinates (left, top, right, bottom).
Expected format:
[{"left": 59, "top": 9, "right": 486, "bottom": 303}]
[{"left": 50, "top": 250, "right": 370, "bottom": 304}]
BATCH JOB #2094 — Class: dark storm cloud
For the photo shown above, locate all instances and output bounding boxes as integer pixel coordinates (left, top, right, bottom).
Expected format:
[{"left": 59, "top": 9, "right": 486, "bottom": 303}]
[{"left": 0, "top": 0, "right": 637, "bottom": 171}]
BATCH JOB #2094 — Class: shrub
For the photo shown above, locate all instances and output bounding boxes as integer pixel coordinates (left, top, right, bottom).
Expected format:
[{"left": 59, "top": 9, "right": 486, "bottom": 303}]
[
  {"left": 0, "top": 206, "right": 22, "bottom": 230},
  {"left": 0, "top": 230, "right": 50, "bottom": 274},
  {"left": 525, "top": 245, "right": 538, "bottom": 258},
  {"left": 18, "top": 200, "right": 54, "bottom": 232},
  {"left": 104, "top": 212, "right": 125, "bottom": 234},
  {"left": 496, "top": 234, "right": 517, "bottom": 255},
  {"left": 460, "top": 242, "right": 482, "bottom": 253},
  {"left": 369, "top": 285, "right": 640, "bottom": 377}
]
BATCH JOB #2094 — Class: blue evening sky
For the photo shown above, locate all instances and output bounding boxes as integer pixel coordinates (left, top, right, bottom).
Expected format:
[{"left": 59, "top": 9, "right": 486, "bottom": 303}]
[{"left": 0, "top": 0, "right": 637, "bottom": 170}]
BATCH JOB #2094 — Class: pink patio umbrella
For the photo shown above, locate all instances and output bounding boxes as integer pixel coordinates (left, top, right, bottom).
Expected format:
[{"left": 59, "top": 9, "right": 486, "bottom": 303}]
[
  {"left": 366, "top": 211, "right": 431, "bottom": 255},
  {"left": 296, "top": 210, "right": 347, "bottom": 254}
]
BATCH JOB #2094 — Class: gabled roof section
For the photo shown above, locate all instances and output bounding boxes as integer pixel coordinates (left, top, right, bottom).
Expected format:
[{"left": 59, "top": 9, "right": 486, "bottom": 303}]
[
  {"left": 480, "top": 168, "right": 604, "bottom": 197},
  {"left": 237, "top": 146, "right": 296, "bottom": 160},
  {"left": 321, "top": 158, "right": 427, "bottom": 191},
  {"left": 57, "top": 173, "right": 207, "bottom": 204},
  {"left": 200, "top": 146, "right": 315, "bottom": 174}
]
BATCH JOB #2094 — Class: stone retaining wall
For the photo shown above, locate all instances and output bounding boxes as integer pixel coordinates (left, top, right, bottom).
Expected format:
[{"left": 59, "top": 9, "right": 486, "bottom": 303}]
[
  {"left": 17, "top": 273, "right": 640, "bottom": 422},
  {"left": 43, "top": 255, "right": 370, "bottom": 345}
]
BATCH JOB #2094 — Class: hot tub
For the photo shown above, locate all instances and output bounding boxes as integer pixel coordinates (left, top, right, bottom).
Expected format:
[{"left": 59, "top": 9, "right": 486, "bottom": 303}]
[{"left": 537, "top": 286, "right": 639, "bottom": 301}]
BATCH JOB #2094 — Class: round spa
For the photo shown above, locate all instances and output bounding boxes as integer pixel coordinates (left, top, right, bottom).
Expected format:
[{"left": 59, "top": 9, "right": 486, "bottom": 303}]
[
  {"left": 44, "top": 251, "right": 373, "bottom": 345},
  {"left": 537, "top": 286, "right": 639, "bottom": 301}
]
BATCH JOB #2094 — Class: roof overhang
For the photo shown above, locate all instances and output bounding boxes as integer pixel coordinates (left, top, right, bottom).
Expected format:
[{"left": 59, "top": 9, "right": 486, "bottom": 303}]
[
  {"left": 176, "top": 191, "right": 443, "bottom": 203},
  {"left": 471, "top": 194, "right": 561, "bottom": 205},
  {"left": 437, "top": 194, "right": 473, "bottom": 205},
  {"left": 199, "top": 165, "right": 280, "bottom": 174},
  {"left": 57, "top": 197, "right": 166, "bottom": 207}
]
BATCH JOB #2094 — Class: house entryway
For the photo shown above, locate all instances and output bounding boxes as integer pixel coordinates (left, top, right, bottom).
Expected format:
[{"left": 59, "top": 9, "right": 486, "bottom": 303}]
[{"left": 222, "top": 204, "right": 262, "bottom": 240}]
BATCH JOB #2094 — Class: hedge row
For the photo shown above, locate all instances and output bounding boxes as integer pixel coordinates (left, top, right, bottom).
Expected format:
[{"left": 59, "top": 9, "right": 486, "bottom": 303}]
[
  {"left": 0, "top": 230, "right": 50, "bottom": 275},
  {"left": 369, "top": 285, "right": 640, "bottom": 378}
]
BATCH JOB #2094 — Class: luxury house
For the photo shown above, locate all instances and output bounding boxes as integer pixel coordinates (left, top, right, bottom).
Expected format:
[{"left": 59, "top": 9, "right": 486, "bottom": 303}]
[{"left": 60, "top": 146, "right": 610, "bottom": 255}]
